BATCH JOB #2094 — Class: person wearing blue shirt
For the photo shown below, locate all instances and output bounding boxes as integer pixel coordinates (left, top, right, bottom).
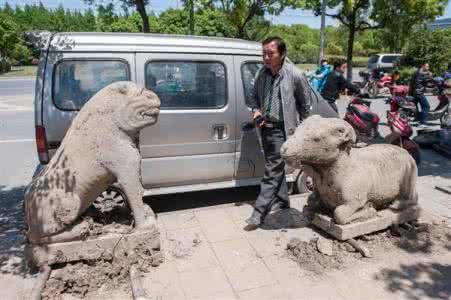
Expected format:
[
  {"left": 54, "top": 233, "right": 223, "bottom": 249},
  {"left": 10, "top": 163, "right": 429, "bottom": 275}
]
[{"left": 311, "top": 59, "right": 332, "bottom": 92}]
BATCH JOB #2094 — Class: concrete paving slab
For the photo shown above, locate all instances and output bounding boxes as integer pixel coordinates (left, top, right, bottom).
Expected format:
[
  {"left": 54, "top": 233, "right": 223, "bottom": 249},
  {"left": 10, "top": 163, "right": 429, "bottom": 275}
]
[
  {"left": 178, "top": 266, "right": 234, "bottom": 299},
  {"left": 158, "top": 210, "right": 200, "bottom": 231},
  {"left": 165, "top": 226, "right": 219, "bottom": 273},
  {"left": 212, "top": 238, "right": 276, "bottom": 292},
  {"left": 237, "top": 283, "right": 292, "bottom": 300},
  {"left": 196, "top": 208, "right": 245, "bottom": 243}
]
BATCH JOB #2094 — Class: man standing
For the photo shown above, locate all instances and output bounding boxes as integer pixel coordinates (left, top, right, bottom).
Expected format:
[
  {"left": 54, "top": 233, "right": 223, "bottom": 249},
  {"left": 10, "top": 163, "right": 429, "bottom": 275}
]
[
  {"left": 410, "top": 62, "right": 432, "bottom": 128},
  {"left": 245, "top": 36, "right": 312, "bottom": 230},
  {"left": 321, "top": 59, "right": 360, "bottom": 113}
]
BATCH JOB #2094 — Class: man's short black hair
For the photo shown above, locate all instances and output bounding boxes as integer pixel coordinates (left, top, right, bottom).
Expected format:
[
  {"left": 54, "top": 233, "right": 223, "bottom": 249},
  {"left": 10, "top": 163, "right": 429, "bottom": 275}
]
[
  {"left": 262, "top": 36, "right": 287, "bottom": 56},
  {"left": 320, "top": 59, "right": 328, "bottom": 65},
  {"left": 333, "top": 59, "right": 346, "bottom": 70}
]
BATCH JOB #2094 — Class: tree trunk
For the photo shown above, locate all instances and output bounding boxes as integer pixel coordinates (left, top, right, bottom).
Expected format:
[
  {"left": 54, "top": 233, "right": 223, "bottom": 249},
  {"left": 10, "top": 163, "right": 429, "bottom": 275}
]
[
  {"left": 346, "top": 23, "right": 356, "bottom": 81},
  {"left": 135, "top": 0, "right": 150, "bottom": 33}
]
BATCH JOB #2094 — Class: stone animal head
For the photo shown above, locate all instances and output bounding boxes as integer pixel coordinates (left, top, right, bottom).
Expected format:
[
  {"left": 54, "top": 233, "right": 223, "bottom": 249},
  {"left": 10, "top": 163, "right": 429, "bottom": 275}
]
[
  {"left": 80, "top": 81, "right": 161, "bottom": 134},
  {"left": 281, "top": 115, "right": 356, "bottom": 167},
  {"left": 111, "top": 82, "right": 161, "bottom": 133}
]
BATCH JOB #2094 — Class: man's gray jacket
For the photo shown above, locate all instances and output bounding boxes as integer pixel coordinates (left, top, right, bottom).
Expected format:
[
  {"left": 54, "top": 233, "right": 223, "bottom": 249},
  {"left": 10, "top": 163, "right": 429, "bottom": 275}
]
[{"left": 247, "top": 62, "right": 314, "bottom": 137}]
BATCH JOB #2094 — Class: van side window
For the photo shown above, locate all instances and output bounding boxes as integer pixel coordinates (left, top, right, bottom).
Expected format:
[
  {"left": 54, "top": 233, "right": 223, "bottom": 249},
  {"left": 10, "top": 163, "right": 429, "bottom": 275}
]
[
  {"left": 241, "top": 62, "right": 263, "bottom": 107},
  {"left": 145, "top": 61, "right": 227, "bottom": 109},
  {"left": 381, "top": 55, "right": 400, "bottom": 63},
  {"left": 53, "top": 60, "right": 129, "bottom": 110}
]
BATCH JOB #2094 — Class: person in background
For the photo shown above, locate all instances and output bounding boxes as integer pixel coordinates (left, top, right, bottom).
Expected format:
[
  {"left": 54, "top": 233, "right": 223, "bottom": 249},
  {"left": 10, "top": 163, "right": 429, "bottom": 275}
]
[
  {"left": 410, "top": 62, "right": 432, "bottom": 127},
  {"left": 311, "top": 59, "right": 332, "bottom": 92},
  {"left": 245, "top": 36, "right": 312, "bottom": 230},
  {"left": 320, "top": 59, "right": 360, "bottom": 113}
]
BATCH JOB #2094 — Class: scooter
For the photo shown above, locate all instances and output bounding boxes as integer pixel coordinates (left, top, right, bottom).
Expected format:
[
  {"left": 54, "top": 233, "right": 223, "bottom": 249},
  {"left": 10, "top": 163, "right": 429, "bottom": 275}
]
[
  {"left": 344, "top": 96, "right": 380, "bottom": 143},
  {"left": 386, "top": 83, "right": 450, "bottom": 124},
  {"left": 386, "top": 111, "right": 421, "bottom": 164},
  {"left": 345, "top": 95, "right": 421, "bottom": 163}
]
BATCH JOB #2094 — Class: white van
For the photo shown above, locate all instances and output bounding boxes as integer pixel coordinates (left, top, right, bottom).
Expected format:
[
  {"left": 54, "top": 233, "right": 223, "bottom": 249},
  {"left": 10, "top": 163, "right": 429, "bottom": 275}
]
[{"left": 33, "top": 32, "right": 337, "bottom": 202}]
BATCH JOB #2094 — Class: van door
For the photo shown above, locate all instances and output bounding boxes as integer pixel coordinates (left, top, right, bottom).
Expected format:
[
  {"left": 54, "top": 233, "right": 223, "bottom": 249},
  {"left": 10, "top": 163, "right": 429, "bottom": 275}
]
[
  {"left": 233, "top": 56, "right": 264, "bottom": 180},
  {"left": 136, "top": 53, "right": 236, "bottom": 188}
]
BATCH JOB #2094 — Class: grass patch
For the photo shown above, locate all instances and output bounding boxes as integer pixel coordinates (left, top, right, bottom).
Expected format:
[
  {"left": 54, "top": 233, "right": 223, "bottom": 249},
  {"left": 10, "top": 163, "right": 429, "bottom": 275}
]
[{"left": 0, "top": 66, "right": 37, "bottom": 79}]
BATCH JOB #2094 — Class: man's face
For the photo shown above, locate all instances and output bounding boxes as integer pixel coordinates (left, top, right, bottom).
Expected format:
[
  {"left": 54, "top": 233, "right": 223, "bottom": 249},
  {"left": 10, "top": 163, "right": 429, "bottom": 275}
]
[
  {"left": 263, "top": 41, "right": 284, "bottom": 71},
  {"left": 422, "top": 63, "right": 430, "bottom": 72},
  {"left": 338, "top": 63, "right": 347, "bottom": 73}
]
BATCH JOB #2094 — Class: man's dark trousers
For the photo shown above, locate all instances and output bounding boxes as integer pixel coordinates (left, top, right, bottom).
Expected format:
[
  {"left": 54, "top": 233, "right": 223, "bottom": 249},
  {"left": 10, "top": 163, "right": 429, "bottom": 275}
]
[{"left": 254, "top": 123, "right": 289, "bottom": 218}]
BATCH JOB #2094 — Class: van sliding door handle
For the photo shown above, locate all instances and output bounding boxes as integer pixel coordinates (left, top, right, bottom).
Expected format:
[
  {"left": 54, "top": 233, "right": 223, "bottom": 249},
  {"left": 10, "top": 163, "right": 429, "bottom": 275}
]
[{"left": 213, "top": 124, "right": 228, "bottom": 140}]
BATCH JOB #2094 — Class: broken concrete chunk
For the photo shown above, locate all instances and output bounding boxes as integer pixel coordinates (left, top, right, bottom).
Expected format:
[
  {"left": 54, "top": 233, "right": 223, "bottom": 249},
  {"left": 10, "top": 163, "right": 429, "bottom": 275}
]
[{"left": 316, "top": 237, "right": 333, "bottom": 256}]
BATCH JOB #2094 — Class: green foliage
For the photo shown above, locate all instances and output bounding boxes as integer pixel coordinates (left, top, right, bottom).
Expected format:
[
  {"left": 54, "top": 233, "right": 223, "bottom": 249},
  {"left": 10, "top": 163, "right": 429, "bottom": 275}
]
[
  {"left": 0, "top": 58, "right": 11, "bottom": 74},
  {"left": 195, "top": 9, "right": 234, "bottom": 37},
  {"left": 10, "top": 43, "right": 32, "bottom": 65},
  {"left": 0, "top": 13, "right": 19, "bottom": 58},
  {"left": 299, "top": 43, "right": 319, "bottom": 64},
  {"left": 398, "top": 67, "right": 417, "bottom": 84},
  {"left": 325, "top": 42, "right": 343, "bottom": 56},
  {"left": 405, "top": 28, "right": 451, "bottom": 74}
]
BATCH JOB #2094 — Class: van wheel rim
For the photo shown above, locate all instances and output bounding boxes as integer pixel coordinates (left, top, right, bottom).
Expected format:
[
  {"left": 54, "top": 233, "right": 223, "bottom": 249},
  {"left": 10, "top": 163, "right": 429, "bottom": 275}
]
[{"left": 94, "top": 187, "right": 126, "bottom": 213}]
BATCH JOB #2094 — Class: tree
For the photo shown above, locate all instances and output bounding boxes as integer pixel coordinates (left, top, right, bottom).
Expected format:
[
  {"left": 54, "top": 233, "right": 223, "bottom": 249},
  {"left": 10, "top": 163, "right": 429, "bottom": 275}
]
[
  {"left": 199, "top": 0, "right": 297, "bottom": 40},
  {"left": 300, "top": 0, "right": 447, "bottom": 79},
  {"left": 372, "top": 0, "right": 447, "bottom": 53},
  {"left": 85, "top": 0, "right": 151, "bottom": 33},
  {"left": 0, "top": 13, "right": 19, "bottom": 59},
  {"left": 405, "top": 28, "right": 451, "bottom": 74}
]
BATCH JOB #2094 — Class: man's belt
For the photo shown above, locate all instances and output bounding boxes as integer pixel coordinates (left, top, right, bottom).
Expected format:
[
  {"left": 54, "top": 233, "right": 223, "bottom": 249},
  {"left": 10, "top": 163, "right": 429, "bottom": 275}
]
[{"left": 264, "top": 121, "right": 284, "bottom": 128}]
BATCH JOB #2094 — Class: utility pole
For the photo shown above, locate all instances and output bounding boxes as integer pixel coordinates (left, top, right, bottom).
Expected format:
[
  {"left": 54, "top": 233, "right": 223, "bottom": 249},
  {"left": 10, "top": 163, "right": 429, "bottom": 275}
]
[{"left": 318, "top": 0, "right": 327, "bottom": 65}]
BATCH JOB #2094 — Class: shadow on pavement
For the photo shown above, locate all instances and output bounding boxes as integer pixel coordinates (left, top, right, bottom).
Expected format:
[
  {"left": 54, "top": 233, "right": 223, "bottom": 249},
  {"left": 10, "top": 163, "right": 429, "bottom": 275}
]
[
  {"left": 145, "top": 186, "right": 259, "bottom": 214},
  {"left": 375, "top": 262, "right": 451, "bottom": 300},
  {"left": 0, "top": 185, "right": 28, "bottom": 276},
  {"left": 418, "top": 149, "right": 451, "bottom": 178}
]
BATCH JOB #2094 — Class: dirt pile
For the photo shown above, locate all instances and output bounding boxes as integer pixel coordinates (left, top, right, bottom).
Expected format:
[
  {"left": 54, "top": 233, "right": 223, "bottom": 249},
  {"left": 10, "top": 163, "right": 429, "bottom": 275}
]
[
  {"left": 41, "top": 234, "right": 163, "bottom": 299},
  {"left": 287, "top": 220, "right": 450, "bottom": 275}
]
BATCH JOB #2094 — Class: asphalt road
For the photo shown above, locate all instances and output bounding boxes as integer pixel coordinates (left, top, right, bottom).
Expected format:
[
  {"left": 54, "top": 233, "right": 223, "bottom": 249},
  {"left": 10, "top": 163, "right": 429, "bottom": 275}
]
[{"left": 0, "top": 78, "right": 36, "bottom": 190}]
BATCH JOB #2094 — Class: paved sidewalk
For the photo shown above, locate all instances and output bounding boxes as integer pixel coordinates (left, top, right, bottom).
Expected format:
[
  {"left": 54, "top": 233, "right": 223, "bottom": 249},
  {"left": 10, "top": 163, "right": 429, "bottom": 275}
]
[{"left": 143, "top": 188, "right": 451, "bottom": 300}]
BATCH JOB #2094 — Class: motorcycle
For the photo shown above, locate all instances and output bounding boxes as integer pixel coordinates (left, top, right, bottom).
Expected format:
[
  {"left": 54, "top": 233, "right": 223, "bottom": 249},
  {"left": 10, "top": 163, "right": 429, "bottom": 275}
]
[
  {"left": 386, "top": 111, "right": 421, "bottom": 164},
  {"left": 344, "top": 95, "right": 421, "bottom": 163},
  {"left": 386, "top": 82, "right": 450, "bottom": 124},
  {"left": 344, "top": 96, "right": 380, "bottom": 143}
]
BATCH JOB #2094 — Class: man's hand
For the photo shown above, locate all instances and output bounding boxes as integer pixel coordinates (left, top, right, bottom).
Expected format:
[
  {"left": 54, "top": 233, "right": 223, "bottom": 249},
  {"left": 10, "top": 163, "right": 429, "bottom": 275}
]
[{"left": 253, "top": 110, "right": 265, "bottom": 128}]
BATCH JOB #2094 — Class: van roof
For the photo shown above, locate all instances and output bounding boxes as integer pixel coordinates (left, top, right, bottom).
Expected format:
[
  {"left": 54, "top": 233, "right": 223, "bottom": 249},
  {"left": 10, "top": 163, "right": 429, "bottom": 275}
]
[{"left": 46, "top": 32, "right": 262, "bottom": 55}]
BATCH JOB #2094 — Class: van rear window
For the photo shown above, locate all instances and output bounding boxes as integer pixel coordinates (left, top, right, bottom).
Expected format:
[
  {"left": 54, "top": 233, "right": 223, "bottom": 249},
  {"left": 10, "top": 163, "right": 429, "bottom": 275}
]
[
  {"left": 145, "top": 61, "right": 227, "bottom": 110},
  {"left": 53, "top": 60, "right": 129, "bottom": 110}
]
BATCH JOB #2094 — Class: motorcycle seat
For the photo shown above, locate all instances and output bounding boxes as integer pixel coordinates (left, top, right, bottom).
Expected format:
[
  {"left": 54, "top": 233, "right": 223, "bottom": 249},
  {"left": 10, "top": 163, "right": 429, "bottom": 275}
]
[
  {"left": 406, "top": 96, "right": 415, "bottom": 102},
  {"left": 350, "top": 105, "right": 378, "bottom": 123}
]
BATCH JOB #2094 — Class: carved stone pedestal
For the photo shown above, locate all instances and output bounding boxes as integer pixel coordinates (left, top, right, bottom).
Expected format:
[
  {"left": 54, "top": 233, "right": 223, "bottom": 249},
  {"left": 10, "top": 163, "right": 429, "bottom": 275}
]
[{"left": 312, "top": 206, "right": 421, "bottom": 241}]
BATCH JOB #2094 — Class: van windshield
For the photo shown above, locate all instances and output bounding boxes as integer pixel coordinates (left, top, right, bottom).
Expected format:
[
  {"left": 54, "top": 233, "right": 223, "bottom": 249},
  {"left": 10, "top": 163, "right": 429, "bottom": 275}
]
[{"left": 53, "top": 60, "right": 129, "bottom": 110}]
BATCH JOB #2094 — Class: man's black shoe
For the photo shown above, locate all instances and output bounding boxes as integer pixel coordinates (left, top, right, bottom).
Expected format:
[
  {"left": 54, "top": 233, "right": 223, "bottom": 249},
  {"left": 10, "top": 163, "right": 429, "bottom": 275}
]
[{"left": 244, "top": 211, "right": 262, "bottom": 231}]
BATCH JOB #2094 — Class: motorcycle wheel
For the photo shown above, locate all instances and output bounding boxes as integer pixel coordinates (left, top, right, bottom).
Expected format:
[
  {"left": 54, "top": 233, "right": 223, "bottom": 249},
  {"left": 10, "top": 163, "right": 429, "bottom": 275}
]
[{"left": 368, "top": 83, "right": 379, "bottom": 98}]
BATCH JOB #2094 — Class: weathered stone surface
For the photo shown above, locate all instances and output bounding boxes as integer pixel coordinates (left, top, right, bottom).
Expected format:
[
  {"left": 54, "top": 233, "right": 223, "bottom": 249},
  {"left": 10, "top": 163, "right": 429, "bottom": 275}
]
[
  {"left": 26, "top": 226, "right": 160, "bottom": 266},
  {"left": 316, "top": 237, "right": 333, "bottom": 256},
  {"left": 24, "top": 82, "right": 160, "bottom": 244},
  {"left": 312, "top": 207, "right": 421, "bottom": 241},
  {"left": 281, "top": 115, "right": 419, "bottom": 225}
]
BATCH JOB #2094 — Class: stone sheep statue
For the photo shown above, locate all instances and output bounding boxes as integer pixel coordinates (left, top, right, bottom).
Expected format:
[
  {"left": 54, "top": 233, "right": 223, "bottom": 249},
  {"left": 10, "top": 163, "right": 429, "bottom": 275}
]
[
  {"left": 25, "top": 81, "right": 160, "bottom": 244},
  {"left": 281, "top": 115, "right": 418, "bottom": 225}
]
